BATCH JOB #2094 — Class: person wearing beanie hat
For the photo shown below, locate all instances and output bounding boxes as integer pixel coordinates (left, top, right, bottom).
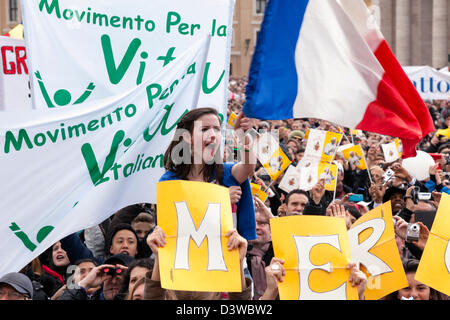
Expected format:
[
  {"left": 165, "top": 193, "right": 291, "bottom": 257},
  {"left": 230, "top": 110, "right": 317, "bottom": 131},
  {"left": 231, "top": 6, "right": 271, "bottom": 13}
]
[{"left": 0, "top": 272, "right": 33, "bottom": 300}]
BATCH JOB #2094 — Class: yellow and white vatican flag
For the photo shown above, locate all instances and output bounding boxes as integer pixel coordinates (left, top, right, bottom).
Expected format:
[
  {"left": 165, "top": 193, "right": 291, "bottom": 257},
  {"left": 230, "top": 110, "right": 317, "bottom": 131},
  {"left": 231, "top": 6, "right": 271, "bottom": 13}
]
[
  {"left": 394, "top": 138, "right": 403, "bottom": 158},
  {"left": 255, "top": 132, "right": 291, "bottom": 181},
  {"left": 250, "top": 182, "right": 268, "bottom": 203},
  {"left": 279, "top": 165, "right": 302, "bottom": 193},
  {"left": 298, "top": 163, "right": 338, "bottom": 192},
  {"left": 338, "top": 144, "right": 368, "bottom": 170},
  {"left": 301, "top": 129, "right": 343, "bottom": 167}
]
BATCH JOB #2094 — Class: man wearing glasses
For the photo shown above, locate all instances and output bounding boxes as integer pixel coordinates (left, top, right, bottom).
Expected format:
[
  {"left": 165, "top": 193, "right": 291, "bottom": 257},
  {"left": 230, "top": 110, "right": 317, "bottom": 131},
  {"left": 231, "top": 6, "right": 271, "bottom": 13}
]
[{"left": 0, "top": 272, "right": 33, "bottom": 300}]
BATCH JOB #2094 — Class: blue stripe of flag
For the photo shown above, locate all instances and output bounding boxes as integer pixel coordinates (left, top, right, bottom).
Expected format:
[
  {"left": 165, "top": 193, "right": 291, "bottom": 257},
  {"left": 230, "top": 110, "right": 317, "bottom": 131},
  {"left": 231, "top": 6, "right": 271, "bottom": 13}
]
[{"left": 243, "top": 0, "right": 310, "bottom": 120}]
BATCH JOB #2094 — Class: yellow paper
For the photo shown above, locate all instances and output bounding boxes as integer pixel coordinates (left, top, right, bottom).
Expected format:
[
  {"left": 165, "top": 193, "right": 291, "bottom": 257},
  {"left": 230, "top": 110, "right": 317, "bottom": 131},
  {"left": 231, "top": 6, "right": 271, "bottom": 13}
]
[
  {"left": 227, "top": 112, "right": 237, "bottom": 127},
  {"left": 350, "top": 129, "right": 363, "bottom": 136},
  {"left": 251, "top": 183, "right": 268, "bottom": 203},
  {"left": 348, "top": 201, "right": 408, "bottom": 300},
  {"left": 321, "top": 132, "right": 343, "bottom": 164},
  {"left": 436, "top": 128, "right": 450, "bottom": 139},
  {"left": 340, "top": 144, "right": 367, "bottom": 170},
  {"left": 317, "top": 163, "right": 338, "bottom": 191},
  {"left": 415, "top": 193, "right": 450, "bottom": 296},
  {"left": 263, "top": 146, "right": 292, "bottom": 181},
  {"left": 394, "top": 138, "right": 403, "bottom": 158},
  {"left": 270, "top": 216, "right": 358, "bottom": 300},
  {"left": 156, "top": 180, "right": 241, "bottom": 292}
]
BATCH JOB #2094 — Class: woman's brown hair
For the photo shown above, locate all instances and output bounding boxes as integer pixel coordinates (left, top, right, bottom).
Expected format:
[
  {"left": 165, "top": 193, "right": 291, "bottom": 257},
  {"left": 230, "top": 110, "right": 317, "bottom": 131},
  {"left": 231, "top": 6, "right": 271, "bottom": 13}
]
[{"left": 163, "top": 107, "right": 224, "bottom": 183}]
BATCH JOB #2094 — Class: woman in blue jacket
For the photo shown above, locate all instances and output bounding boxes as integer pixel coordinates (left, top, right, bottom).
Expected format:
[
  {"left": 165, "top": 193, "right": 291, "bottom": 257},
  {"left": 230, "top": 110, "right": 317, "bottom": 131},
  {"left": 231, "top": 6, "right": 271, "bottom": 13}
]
[{"left": 159, "top": 107, "right": 257, "bottom": 241}]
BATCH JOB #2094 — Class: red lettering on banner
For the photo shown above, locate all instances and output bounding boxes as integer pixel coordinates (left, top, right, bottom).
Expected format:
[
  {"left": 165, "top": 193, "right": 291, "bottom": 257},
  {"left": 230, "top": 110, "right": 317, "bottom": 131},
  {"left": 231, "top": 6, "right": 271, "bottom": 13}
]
[
  {"left": 15, "top": 46, "right": 28, "bottom": 75},
  {"left": 2, "top": 46, "right": 16, "bottom": 74},
  {"left": 1, "top": 46, "right": 29, "bottom": 75}
]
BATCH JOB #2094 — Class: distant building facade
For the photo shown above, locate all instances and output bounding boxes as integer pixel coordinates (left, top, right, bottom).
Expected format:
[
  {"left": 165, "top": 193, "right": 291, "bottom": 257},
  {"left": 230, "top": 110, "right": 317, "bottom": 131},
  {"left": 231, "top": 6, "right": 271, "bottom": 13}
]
[{"left": 0, "top": 0, "right": 21, "bottom": 34}]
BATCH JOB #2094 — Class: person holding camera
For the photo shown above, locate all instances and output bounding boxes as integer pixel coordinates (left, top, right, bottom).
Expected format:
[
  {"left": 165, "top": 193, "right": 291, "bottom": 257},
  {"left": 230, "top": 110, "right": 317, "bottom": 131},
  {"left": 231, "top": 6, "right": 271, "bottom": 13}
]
[{"left": 392, "top": 185, "right": 439, "bottom": 260}]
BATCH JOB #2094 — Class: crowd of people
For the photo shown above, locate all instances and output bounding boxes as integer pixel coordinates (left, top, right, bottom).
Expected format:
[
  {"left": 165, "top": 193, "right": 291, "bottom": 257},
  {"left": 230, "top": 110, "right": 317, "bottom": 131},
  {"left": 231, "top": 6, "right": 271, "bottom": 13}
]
[{"left": 1, "top": 76, "right": 449, "bottom": 301}]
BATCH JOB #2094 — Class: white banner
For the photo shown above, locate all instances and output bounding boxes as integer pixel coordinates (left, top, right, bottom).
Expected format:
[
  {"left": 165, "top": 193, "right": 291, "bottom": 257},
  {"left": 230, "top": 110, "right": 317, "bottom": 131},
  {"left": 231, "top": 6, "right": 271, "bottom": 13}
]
[
  {"left": 21, "top": 0, "right": 234, "bottom": 118},
  {"left": 0, "top": 36, "right": 32, "bottom": 110},
  {"left": 403, "top": 66, "right": 450, "bottom": 100},
  {"left": 0, "top": 36, "right": 210, "bottom": 277}
]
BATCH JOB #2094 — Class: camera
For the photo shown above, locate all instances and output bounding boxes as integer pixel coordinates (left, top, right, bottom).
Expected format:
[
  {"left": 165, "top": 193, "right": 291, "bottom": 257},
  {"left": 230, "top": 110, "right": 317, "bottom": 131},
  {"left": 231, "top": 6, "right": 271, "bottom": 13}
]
[
  {"left": 382, "top": 169, "right": 395, "bottom": 186},
  {"left": 102, "top": 267, "right": 123, "bottom": 276},
  {"left": 406, "top": 223, "right": 420, "bottom": 242},
  {"left": 410, "top": 186, "right": 432, "bottom": 204},
  {"left": 348, "top": 194, "right": 364, "bottom": 202}
]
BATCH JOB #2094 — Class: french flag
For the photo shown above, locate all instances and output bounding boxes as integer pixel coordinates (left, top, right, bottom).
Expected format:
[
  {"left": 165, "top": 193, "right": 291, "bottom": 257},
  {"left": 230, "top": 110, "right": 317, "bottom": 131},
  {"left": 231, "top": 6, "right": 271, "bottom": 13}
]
[{"left": 243, "top": 0, "right": 435, "bottom": 158}]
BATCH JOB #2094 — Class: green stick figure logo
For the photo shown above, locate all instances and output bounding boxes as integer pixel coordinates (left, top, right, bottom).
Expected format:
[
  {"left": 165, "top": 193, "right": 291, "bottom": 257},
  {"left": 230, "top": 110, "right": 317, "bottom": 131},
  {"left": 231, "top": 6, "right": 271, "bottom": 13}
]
[
  {"left": 35, "top": 70, "right": 96, "bottom": 108},
  {"left": 9, "top": 222, "right": 54, "bottom": 252}
]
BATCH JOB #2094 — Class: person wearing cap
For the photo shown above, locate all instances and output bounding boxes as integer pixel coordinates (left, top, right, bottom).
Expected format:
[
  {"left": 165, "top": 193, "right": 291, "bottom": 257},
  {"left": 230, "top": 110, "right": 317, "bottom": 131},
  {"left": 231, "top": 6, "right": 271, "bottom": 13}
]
[
  {"left": 288, "top": 130, "right": 304, "bottom": 142},
  {"left": 0, "top": 272, "right": 33, "bottom": 300},
  {"left": 57, "top": 253, "right": 133, "bottom": 300}
]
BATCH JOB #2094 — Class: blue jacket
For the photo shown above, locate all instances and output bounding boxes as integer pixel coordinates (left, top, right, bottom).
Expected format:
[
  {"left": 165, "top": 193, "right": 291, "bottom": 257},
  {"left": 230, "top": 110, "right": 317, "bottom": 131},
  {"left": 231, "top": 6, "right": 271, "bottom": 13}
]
[
  {"left": 159, "top": 162, "right": 257, "bottom": 241},
  {"left": 425, "top": 179, "right": 450, "bottom": 194}
]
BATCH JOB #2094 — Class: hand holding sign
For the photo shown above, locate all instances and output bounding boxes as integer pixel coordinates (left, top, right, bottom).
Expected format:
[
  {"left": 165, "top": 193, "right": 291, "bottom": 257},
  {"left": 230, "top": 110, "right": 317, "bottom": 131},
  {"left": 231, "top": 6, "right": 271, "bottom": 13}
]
[
  {"left": 146, "top": 225, "right": 167, "bottom": 258},
  {"left": 226, "top": 229, "right": 247, "bottom": 263},
  {"left": 347, "top": 263, "right": 367, "bottom": 301},
  {"left": 260, "top": 258, "right": 286, "bottom": 300}
]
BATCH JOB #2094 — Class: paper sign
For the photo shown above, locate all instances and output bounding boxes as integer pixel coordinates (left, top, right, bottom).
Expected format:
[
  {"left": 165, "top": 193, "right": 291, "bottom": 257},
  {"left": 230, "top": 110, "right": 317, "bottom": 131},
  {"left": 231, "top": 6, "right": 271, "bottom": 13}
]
[
  {"left": 348, "top": 201, "right": 408, "bottom": 300},
  {"left": 262, "top": 146, "right": 292, "bottom": 181},
  {"left": 271, "top": 215, "right": 358, "bottom": 300},
  {"left": 251, "top": 183, "right": 268, "bottom": 203},
  {"left": 255, "top": 132, "right": 279, "bottom": 165},
  {"left": 394, "top": 138, "right": 403, "bottom": 158},
  {"left": 298, "top": 163, "right": 337, "bottom": 192},
  {"left": 436, "top": 128, "right": 450, "bottom": 139},
  {"left": 350, "top": 129, "right": 363, "bottom": 136},
  {"left": 302, "top": 129, "right": 342, "bottom": 166},
  {"left": 318, "top": 163, "right": 337, "bottom": 191},
  {"left": 340, "top": 144, "right": 367, "bottom": 170},
  {"left": 278, "top": 165, "right": 301, "bottom": 193},
  {"left": 156, "top": 180, "right": 241, "bottom": 292},
  {"left": 256, "top": 132, "right": 291, "bottom": 181},
  {"left": 416, "top": 193, "right": 450, "bottom": 296},
  {"left": 381, "top": 142, "right": 399, "bottom": 163},
  {"left": 227, "top": 111, "right": 237, "bottom": 128}
]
